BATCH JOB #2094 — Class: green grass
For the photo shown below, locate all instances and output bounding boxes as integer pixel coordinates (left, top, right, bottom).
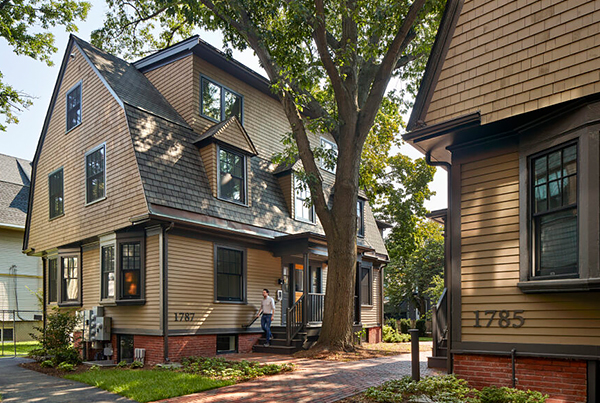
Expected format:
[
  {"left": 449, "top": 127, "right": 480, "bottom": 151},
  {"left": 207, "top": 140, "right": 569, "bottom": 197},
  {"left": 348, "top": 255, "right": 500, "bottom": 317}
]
[
  {"left": 0, "top": 341, "right": 40, "bottom": 357},
  {"left": 65, "top": 369, "right": 234, "bottom": 403}
]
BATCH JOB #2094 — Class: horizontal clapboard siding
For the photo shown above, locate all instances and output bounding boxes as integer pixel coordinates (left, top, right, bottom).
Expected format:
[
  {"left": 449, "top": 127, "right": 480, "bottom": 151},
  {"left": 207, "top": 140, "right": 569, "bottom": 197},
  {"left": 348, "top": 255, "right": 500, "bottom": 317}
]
[
  {"left": 460, "top": 151, "right": 600, "bottom": 345},
  {"left": 361, "top": 268, "right": 382, "bottom": 327}
]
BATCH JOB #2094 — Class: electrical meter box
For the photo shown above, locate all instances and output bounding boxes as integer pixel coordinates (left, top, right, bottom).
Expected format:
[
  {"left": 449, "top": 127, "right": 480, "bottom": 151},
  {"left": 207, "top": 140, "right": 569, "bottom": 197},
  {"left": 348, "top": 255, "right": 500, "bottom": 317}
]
[{"left": 89, "top": 316, "right": 111, "bottom": 341}]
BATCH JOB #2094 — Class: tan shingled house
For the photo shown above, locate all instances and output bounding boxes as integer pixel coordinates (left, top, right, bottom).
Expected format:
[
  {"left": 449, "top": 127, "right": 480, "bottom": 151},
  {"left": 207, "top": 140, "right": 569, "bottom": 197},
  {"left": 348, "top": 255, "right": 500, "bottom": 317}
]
[
  {"left": 23, "top": 35, "right": 387, "bottom": 364},
  {"left": 405, "top": 0, "right": 600, "bottom": 401}
]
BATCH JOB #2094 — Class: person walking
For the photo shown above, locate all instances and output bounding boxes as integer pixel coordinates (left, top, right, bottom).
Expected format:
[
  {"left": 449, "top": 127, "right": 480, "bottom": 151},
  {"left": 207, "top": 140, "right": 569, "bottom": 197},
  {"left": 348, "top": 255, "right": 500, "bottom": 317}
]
[{"left": 256, "top": 288, "right": 276, "bottom": 346}]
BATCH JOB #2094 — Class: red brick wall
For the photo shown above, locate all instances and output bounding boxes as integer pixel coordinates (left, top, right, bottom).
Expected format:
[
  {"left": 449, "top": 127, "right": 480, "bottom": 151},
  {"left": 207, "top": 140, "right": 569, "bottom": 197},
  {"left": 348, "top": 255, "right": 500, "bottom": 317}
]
[
  {"left": 454, "top": 354, "right": 587, "bottom": 403},
  {"left": 367, "top": 326, "right": 382, "bottom": 344},
  {"left": 239, "top": 333, "right": 261, "bottom": 353}
]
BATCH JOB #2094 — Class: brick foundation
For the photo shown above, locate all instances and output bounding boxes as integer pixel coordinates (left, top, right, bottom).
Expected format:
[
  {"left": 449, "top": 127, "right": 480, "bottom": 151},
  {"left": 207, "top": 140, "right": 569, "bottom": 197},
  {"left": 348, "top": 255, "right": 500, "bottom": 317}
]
[
  {"left": 366, "top": 326, "right": 382, "bottom": 344},
  {"left": 454, "top": 354, "right": 587, "bottom": 403}
]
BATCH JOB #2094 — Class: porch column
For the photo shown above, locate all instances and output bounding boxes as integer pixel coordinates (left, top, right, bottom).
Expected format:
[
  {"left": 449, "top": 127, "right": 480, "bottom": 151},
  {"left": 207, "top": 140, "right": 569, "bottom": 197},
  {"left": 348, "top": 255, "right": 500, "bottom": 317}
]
[{"left": 303, "top": 252, "right": 309, "bottom": 325}]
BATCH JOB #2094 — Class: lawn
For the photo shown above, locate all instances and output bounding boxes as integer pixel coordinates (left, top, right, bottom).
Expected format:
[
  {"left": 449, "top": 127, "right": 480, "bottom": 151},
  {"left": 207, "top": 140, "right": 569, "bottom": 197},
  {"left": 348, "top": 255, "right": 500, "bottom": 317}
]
[
  {"left": 0, "top": 341, "right": 40, "bottom": 357},
  {"left": 65, "top": 369, "right": 234, "bottom": 403}
]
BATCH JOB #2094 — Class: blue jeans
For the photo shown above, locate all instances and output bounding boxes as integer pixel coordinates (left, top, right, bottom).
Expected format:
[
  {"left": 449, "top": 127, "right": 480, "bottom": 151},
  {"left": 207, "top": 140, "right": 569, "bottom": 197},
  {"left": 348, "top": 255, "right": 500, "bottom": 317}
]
[{"left": 261, "top": 314, "right": 272, "bottom": 342}]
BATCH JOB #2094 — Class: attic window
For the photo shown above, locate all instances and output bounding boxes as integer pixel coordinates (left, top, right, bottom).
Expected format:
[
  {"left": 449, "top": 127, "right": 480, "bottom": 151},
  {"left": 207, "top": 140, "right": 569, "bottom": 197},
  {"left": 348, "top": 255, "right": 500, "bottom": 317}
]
[
  {"left": 200, "top": 76, "right": 243, "bottom": 123},
  {"left": 66, "top": 82, "right": 82, "bottom": 131},
  {"left": 218, "top": 146, "right": 246, "bottom": 204},
  {"left": 320, "top": 137, "right": 338, "bottom": 173}
]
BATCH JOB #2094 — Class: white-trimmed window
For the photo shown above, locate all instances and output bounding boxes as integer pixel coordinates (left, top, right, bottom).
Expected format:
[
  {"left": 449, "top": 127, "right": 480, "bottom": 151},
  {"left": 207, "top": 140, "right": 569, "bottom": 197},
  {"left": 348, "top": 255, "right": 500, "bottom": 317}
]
[
  {"left": 200, "top": 76, "right": 243, "bottom": 123},
  {"left": 61, "top": 254, "right": 80, "bottom": 305},
  {"left": 320, "top": 137, "right": 338, "bottom": 173},
  {"left": 66, "top": 82, "right": 82, "bottom": 131},
  {"left": 294, "top": 174, "right": 314, "bottom": 223},
  {"left": 218, "top": 146, "right": 246, "bottom": 204},
  {"left": 85, "top": 144, "right": 106, "bottom": 204}
]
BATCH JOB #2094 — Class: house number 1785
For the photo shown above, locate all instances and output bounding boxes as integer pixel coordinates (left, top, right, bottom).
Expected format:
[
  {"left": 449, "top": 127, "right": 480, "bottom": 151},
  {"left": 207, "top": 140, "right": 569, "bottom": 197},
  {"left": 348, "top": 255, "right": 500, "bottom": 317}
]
[{"left": 473, "top": 310, "right": 525, "bottom": 328}]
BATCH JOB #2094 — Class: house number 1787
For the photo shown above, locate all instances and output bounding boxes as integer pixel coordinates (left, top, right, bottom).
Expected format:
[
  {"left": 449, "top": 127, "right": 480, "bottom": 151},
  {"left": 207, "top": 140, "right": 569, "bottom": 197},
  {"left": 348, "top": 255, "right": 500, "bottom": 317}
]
[
  {"left": 174, "top": 312, "right": 195, "bottom": 322},
  {"left": 473, "top": 310, "right": 525, "bottom": 328}
]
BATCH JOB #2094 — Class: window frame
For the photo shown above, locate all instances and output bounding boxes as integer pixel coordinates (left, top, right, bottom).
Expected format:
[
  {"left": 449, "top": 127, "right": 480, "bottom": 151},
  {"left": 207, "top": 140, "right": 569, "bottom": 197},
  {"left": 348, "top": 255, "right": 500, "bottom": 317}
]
[
  {"left": 199, "top": 75, "right": 244, "bottom": 124},
  {"left": 48, "top": 167, "right": 64, "bottom": 220},
  {"left": 84, "top": 143, "right": 107, "bottom": 206},
  {"left": 294, "top": 174, "right": 315, "bottom": 223},
  {"left": 214, "top": 245, "right": 247, "bottom": 304},
  {"left": 320, "top": 137, "right": 338, "bottom": 173},
  {"left": 57, "top": 249, "right": 81, "bottom": 307},
  {"left": 65, "top": 81, "right": 82, "bottom": 132},
  {"left": 100, "top": 233, "right": 117, "bottom": 302},
  {"left": 217, "top": 145, "right": 247, "bottom": 205},
  {"left": 216, "top": 335, "right": 238, "bottom": 354},
  {"left": 115, "top": 234, "right": 146, "bottom": 305},
  {"left": 360, "top": 265, "right": 373, "bottom": 306},
  {"left": 47, "top": 257, "right": 58, "bottom": 304},
  {"left": 357, "top": 199, "right": 365, "bottom": 238}
]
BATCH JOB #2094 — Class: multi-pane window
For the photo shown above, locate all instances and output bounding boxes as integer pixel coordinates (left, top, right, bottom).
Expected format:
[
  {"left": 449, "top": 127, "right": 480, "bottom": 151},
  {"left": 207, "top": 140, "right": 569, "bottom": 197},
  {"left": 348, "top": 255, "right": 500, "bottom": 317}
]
[
  {"left": 101, "top": 245, "right": 115, "bottom": 299},
  {"left": 86, "top": 145, "right": 105, "bottom": 204},
  {"left": 48, "top": 258, "right": 58, "bottom": 303},
  {"left": 201, "top": 77, "right": 243, "bottom": 123},
  {"left": 216, "top": 247, "right": 244, "bottom": 302},
  {"left": 66, "top": 83, "right": 82, "bottom": 131},
  {"left": 49, "top": 169, "right": 64, "bottom": 219},
  {"left": 310, "top": 266, "right": 322, "bottom": 294},
  {"left": 357, "top": 200, "right": 365, "bottom": 237},
  {"left": 120, "top": 242, "right": 141, "bottom": 299},
  {"left": 360, "top": 266, "right": 372, "bottom": 305},
  {"left": 61, "top": 256, "right": 79, "bottom": 302},
  {"left": 219, "top": 148, "right": 245, "bottom": 203},
  {"left": 320, "top": 138, "right": 338, "bottom": 173},
  {"left": 294, "top": 175, "right": 314, "bottom": 222},
  {"left": 532, "top": 143, "right": 578, "bottom": 278}
]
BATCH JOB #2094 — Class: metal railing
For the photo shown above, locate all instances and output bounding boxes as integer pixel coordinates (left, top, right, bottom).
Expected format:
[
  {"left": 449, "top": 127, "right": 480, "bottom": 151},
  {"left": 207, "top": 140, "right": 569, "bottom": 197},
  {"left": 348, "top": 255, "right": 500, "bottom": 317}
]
[
  {"left": 0, "top": 309, "right": 43, "bottom": 358},
  {"left": 286, "top": 295, "right": 304, "bottom": 345},
  {"left": 431, "top": 288, "right": 448, "bottom": 358},
  {"left": 308, "top": 293, "right": 325, "bottom": 323}
]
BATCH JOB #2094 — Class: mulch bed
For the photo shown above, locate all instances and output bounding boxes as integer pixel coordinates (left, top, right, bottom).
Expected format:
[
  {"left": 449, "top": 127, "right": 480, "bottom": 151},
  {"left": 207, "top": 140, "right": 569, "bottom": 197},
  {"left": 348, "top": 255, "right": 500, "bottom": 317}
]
[
  {"left": 294, "top": 342, "right": 431, "bottom": 362},
  {"left": 21, "top": 362, "right": 107, "bottom": 377}
]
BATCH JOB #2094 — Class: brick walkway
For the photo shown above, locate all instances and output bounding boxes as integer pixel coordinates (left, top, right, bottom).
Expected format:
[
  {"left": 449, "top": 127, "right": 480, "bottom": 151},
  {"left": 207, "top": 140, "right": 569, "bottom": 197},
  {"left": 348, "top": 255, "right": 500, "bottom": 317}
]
[{"left": 157, "top": 350, "right": 439, "bottom": 403}]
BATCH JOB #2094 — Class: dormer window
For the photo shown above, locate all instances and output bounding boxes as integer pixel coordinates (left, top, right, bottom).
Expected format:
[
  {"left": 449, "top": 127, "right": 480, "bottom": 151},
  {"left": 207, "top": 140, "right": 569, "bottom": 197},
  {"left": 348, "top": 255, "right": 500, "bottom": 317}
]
[
  {"left": 66, "top": 82, "right": 82, "bottom": 131},
  {"left": 294, "top": 174, "right": 314, "bottom": 223},
  {"left": 218, "top": 146, "right": 246, "bottom": 204},
  {"left": 201, "top": 76, "right": 243, "bottom": 123},
  {"left": 320, "top": 137, "right": 338, "bottom": 173}
]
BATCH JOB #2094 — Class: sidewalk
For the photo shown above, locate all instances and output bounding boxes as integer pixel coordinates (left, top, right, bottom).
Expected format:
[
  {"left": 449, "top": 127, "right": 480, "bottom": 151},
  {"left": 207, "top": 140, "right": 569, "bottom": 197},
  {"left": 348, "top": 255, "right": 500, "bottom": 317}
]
[
  {"left": 158, "top": 350, "right": 438, "bottom": 403},
  {"left": 0, "top": 357, "right": 133, "bottom": 403}
]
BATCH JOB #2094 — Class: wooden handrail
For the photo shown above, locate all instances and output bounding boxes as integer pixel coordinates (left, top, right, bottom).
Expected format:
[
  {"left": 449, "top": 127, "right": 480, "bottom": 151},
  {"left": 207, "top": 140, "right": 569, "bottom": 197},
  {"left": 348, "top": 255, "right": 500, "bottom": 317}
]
[{"left": 286, "top": 295, "right": 304, "bottom": 345}]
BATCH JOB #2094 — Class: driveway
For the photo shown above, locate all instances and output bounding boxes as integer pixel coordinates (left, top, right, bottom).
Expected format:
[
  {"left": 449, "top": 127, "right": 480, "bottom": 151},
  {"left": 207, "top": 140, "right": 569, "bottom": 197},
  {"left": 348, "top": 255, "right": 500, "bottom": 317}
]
[{"left": 0, "top": 357, "right": 134, "bottom": 403}]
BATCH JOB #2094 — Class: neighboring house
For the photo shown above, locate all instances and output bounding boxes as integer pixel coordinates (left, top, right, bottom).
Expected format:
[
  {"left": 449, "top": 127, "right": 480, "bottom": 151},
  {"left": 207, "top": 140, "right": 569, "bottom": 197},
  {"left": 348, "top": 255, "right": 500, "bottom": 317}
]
[
  {"left": 0, "top": 154, "right": 42, "bottom": 342},
  {"left": 404, "top": 0, "right": 600, "bottom": 401},
  {"left": 23, "top": 35, "right": 387, "bottom": 364}
]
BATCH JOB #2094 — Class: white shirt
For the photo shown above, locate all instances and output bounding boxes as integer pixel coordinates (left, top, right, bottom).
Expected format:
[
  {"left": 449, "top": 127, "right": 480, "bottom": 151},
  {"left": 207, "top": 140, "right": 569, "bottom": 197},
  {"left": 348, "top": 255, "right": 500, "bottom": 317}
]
[{"left": 261, "top": 296, "right": 276, "bottom": 315}]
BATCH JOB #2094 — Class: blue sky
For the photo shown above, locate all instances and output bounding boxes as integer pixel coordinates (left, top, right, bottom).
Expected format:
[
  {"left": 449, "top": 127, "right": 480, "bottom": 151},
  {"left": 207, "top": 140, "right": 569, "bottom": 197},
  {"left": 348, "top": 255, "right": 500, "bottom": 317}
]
[{"left": 0, "top": 0, "right": 447, "bottom": 210}]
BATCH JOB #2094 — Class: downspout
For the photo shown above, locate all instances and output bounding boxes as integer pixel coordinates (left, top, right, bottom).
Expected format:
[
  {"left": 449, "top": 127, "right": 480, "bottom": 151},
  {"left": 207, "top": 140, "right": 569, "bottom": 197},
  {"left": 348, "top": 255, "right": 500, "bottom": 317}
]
[
  {"left": 162, "top": 222, "right": 175, "bottom": 363},
  {"left": 425, "top": 152, "right": 452, "bottom": 374},
  {"left": 42, "top": 258, "right": 47, "bottom": 338}
]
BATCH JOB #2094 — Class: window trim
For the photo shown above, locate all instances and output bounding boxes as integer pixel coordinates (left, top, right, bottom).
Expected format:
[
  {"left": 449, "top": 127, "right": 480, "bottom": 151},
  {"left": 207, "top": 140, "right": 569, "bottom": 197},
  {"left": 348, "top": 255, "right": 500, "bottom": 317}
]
[
  {"left": 214, "top": 244, "right": 247, "bottom": 304},
  {"left": 47, "top": 256, "right": 59, "bottom": 304},
  {"left": 294, "top": 174, "right": 315, "bottom": 224},
  {"left": 65, "top": 81, "right": 82, "bottom": 133},
  {"left": 217, "top": 145, "right": 248, "bottom": 206},
  {"left": 216, "top": 334, "right": 238, "bottom": 354},
  {"left": 99, "top": 233, "right": 117, "bottom": 303},
  {"left": 57, "top": 249, "right": 81, "bottom": 307},
  {"left": 84, "top": 143, "right": 107, "bottom": 206},
  {"left": 357, "top": 199, "right": 365, "bottom": 238},
  {"left": 199, "top": 75, "right": 244, "bottom": 124},
  {"left": 360, "top": 265, "right": 373, "bottom": 306},
  {"left": 115, "top": 233, "right": 146, "bottom": 305},
  {"left": 48, "top": 167, "right": 64, "bottom": 220},
  {"left": 320, "top": 137, "right": 338, "bottom": 173}
]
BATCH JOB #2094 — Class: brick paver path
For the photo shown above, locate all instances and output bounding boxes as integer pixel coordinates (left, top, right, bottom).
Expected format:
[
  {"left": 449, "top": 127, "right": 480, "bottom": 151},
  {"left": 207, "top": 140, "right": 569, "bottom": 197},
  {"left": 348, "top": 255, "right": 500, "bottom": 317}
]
[{"left": 158, "top": 350, "right": 438, "bottom": 403}]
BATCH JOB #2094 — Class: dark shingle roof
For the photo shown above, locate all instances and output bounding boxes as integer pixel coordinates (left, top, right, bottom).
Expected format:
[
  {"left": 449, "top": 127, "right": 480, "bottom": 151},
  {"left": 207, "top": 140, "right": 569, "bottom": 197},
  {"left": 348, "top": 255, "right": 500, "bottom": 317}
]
[
  {"left": 0, "top": 154, "right": 31, "bottom": 227},
  {"left": 72, "top": 36, "right": 189, "bottom": 128}
]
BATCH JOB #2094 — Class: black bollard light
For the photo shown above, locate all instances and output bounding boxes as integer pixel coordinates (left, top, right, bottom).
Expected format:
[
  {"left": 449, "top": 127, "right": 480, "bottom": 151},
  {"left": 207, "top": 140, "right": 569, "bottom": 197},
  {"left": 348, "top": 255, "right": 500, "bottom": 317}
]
[{"left": 409, "top": 328, "right": 420, "bottom": 381}]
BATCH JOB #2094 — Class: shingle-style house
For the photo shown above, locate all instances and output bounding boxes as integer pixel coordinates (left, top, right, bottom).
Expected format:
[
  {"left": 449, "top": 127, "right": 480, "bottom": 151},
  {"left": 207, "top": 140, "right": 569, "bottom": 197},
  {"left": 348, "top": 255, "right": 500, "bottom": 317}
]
[
  {"left": 0, "top": 154, "right": 42, "bottom": 342},
  {"left": 23, "top": 35, "right": 387, "bottom": 364},
  {"left": 405, "top": 0, "right": 600, "bottom": 401}
]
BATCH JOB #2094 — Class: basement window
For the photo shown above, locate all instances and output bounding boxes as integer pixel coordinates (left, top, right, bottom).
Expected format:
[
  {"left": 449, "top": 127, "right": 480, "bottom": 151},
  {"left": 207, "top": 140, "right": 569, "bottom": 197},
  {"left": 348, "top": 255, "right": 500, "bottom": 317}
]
[{"left": 216, "top": 335, "right": 237, "bottom": 354}]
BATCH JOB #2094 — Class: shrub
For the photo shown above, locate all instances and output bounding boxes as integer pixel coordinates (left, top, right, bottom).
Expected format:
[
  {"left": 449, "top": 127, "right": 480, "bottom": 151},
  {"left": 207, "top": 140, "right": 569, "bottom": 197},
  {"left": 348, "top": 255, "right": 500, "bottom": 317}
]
[
  {"left": 385, "top": 318, "right": 398, "bottom": 332},
  {"left": 40, "top": 360, "right": 54, "bottom": 368},
  {"left": 180, "top": 356, "right": 294, "bottom": 380},
  {"left": 399, "top": 319, "right": 410, "bottom": 334},
  {"left": 30, "top": 307, "right": 81, "bottom": 366},
  {"left": 480, "top": 386, "right": 547, "bottom": 403},
  {"left": 415, "top": 319, "right": 427, "bottom": 337},
  {"left": 57, "top": 362, "right": 75, "bottom": 372},
  {"left": 382, "top": 325, "right": 411, "bottom": 343},
  {"left": 365, "top": 375, "right": 477, "bottom": 403},
  {"left": 130, "top": 360, "right": 144, "bottom": 369},
  {"left": 117, "top": 360, "right": 128, "bottom": 368}
]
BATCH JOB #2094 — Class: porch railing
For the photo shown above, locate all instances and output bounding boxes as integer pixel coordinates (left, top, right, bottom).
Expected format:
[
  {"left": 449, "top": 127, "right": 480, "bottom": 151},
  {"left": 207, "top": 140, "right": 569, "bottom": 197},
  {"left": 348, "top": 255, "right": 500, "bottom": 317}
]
[
  {"left": 432, "top": 287, "right": 448, "bottom": 358},
  {"left": 308, "top": 293, "right": 325, "bottom": 323},
  {"left": 286, "top": 295, "right": 304, "bottom": 345}
]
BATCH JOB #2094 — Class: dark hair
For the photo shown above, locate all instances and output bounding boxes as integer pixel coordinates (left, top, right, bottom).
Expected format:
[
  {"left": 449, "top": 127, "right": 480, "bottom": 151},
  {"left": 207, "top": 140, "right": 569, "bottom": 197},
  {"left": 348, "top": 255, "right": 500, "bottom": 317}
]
[{"left": 263, "top": 288, "right": 269, "bottom": 294}]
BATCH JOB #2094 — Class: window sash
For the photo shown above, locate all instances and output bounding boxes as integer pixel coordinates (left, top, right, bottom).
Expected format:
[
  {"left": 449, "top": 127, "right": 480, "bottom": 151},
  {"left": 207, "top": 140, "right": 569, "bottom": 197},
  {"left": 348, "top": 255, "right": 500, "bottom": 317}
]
[
  {"left": 48, "top": 258, "right": 58, "bottom": 303},
  {"left": 86, "top": 146, "right": 105, "bottom": 204},
  {"left": 294, "top": 176, "right": 314, "bottom": 222},
  {"left": 66, "top": 84, "right": 81, "bottom": 131},
  {"left": 357, "top": 200, "right": 364, "bottom": 237},
  {"left": 200, "top": 77, "right": 243, "bottom": 123},
  {"left": 360, "top": 267, "right": 371, "bottom": 305},
  {"left": 120, "top": 242, "right": 141, "bottom": 299},
  {"left": 218, "top": 148, "right": 246, "bottom": 203},
  {"left": 101, "top": 245, "right": 115, "bottom": 299},
  {"left": 61, "top": 256, "right": 79, "bottom": 302},
  {"left": 320, "top": 138, "right": 338, "bottom": 173},
  {"left": 48, "top": 169, "right": 64, "bottom": 219},
  {"left": 216, "top": 248, "right": 244, "bottom": 301}
]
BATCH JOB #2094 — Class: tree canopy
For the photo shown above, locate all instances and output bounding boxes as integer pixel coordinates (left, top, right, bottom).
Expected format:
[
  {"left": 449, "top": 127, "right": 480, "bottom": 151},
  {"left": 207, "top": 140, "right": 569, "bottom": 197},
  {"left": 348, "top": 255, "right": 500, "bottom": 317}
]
[
  {"left": 93, "top": 0, "right": 445, "bottom": 350},
  {"left": 0, "top": 0, "right": 90, "bottom": 131}
]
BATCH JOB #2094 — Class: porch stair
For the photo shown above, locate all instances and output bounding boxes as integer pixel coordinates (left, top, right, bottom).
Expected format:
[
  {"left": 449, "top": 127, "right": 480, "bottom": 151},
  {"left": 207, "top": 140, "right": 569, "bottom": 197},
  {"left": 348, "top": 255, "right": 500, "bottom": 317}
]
[
  {"left": 428, "top": 288, "right": 449, "bottom": 371},
  {"left": 252, "top": 326, "right": 321, "bottom": 354}
]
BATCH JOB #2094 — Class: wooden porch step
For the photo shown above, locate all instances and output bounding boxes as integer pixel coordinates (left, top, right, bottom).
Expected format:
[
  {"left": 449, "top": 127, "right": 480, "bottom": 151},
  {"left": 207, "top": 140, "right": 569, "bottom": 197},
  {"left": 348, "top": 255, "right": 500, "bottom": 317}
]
[
  {"left": 428, "top": 356, "right": 448, "bottom": 370},
  {"left": 252, "top": 344, "right": 303, "bottom": 354},
  {"left": 257, "top": 337, "right": 303, "bottom": 348}
]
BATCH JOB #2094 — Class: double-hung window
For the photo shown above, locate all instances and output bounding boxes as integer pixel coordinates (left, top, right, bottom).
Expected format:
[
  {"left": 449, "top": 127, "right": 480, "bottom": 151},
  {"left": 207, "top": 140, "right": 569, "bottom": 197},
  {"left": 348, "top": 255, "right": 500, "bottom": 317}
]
[
  {"left": 218, "top": 147, "right": 246, "bottom": 204},
  {"left": 101, "top": 233, "right": 145, "bottom": 304},
  {"left": 101, "top": 245, "right": 115, "bottom": 300},
  {"left": 215, "top": 246, "right": 245, "bottom": 302},
  {"left": 200, "top": 77, "right": 243, "bottom": 123},
  {"left": 320, "top": 137, "right": 338, "bottom": 173},
  {"left": 531, "top": 143, "right": 578, "bottom": 278},
  {"left": 85, "top": 144, "right": 106, "bottom": 204},
  {"left": 66, "top": 82, "right": 82, "bottom": 131},
  {"left": 61, "top": 255, "right": 79, "bottom": 304},
  {"left": 48, "top": 258, "right": 58, "bottom": 303},
  {"left": 48, "top": 168, "right": 64, "bottom": 219},
  {"left": 294, "top": 175, "right": 314, "bottom": 223},
  {"left": 360, "top": 265, "right": 372, "bottom": 305},
  {"left": 120, "top": 242, "right": 142, "bottom": 300},
  {"left": 357, "top": 199, "right": 365, "bottom": 237}
]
